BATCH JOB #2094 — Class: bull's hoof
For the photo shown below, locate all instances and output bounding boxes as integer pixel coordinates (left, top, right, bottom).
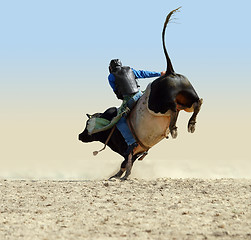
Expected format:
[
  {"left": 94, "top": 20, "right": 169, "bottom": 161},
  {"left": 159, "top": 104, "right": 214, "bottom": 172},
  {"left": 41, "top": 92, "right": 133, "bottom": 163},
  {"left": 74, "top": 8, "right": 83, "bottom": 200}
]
[
  {"left": 109, "top": 170, "right": 124, "bottom": 180},
  {"left": 188, "top": 122, "right": 196, "bottom": 133},
  {"left": 120, "top": 170, "right": 131, "bottom": 181},
  {"left": 170, "top": 127, "right": 178, "bottom": 139},
  {"left": 109, "top": 176, "right": 119, "bottom": 181},
  {"left": 120, "top": 176, "right": 129, "bottom": 181}
]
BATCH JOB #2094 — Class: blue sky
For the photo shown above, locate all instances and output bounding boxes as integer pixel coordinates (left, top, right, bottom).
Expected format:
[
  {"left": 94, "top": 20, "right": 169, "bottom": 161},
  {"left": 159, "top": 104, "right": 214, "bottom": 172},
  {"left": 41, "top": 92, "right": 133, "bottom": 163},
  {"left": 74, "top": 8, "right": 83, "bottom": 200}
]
[
  {"left": 0, "top": 0, "right": 250, "bottom": 178},
  {"left": 1, "top": 1, "right": 250, "bottom": 106}
]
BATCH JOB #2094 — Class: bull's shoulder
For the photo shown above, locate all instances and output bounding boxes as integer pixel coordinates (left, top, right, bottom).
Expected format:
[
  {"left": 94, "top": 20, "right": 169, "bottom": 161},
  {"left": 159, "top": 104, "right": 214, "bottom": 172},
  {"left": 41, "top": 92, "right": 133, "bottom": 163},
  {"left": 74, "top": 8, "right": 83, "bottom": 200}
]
[{"left": 100, "top": 107, "right": 118, "bottom": 121}]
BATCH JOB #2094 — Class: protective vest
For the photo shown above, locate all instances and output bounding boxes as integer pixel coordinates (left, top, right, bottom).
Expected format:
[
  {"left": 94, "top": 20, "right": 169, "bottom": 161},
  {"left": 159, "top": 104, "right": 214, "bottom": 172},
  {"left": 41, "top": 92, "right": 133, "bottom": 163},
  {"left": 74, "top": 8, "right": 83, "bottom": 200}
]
[{"left": 112, "top": 66, "right": 139, "bottom": 99}]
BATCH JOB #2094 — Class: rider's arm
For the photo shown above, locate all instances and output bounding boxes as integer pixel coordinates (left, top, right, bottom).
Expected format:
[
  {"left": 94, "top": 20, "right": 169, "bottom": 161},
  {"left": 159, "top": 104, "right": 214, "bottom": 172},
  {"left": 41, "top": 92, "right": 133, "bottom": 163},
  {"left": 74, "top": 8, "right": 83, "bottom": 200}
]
[
  {"left": 132, "top": 68, "right": 161, "bottom": 79},
  {"left": 108, "top": 73, "right": 116, "bottom": 92}
]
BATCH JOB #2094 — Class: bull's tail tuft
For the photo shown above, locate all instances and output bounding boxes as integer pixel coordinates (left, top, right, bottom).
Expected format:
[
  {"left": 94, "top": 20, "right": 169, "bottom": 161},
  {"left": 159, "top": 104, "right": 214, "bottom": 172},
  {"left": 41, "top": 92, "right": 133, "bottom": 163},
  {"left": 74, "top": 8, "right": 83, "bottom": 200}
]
[{"left": 162, "top": 7, "right": 181, "bottom": 75}]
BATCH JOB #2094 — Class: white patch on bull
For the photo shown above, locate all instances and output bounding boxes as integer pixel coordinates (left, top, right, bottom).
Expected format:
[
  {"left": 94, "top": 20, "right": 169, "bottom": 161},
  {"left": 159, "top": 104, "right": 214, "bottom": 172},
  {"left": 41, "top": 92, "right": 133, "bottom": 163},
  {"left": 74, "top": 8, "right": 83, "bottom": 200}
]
[
  {"left": 86, "top": 118, "right": 96, "bottom": 135},
  {"left": 128, "top": 83, "right": 171, "bottom": 149}
]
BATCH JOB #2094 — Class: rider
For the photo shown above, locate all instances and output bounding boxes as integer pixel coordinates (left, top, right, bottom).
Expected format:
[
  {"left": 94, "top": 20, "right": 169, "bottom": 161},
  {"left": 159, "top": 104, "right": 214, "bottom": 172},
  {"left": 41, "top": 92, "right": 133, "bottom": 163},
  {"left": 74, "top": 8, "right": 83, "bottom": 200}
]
[{"left": 108, "top": 59, "right": 165, "bottom": 155}]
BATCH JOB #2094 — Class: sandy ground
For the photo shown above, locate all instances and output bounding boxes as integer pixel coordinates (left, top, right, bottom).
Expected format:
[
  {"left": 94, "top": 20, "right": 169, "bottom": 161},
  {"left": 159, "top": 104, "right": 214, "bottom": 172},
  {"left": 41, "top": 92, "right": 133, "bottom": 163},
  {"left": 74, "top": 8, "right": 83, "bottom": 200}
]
[{"left": 0, "top": 179, "right": 251, "bottom": 240}]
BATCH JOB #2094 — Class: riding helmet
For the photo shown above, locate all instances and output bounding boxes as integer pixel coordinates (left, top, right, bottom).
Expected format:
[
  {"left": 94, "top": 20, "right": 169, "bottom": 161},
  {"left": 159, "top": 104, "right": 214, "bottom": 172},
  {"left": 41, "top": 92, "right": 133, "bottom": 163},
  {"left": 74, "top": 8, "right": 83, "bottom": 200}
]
[{"left": 109, "top": 59, "right": 122, "bottom": 72}]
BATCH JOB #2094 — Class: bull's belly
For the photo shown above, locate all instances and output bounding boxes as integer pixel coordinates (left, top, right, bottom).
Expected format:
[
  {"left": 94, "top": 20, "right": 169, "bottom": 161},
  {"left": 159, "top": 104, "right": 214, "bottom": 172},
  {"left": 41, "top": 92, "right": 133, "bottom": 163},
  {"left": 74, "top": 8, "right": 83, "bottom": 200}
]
[{"left": 128, "top": 87, "right": 170, "bottom": 149}]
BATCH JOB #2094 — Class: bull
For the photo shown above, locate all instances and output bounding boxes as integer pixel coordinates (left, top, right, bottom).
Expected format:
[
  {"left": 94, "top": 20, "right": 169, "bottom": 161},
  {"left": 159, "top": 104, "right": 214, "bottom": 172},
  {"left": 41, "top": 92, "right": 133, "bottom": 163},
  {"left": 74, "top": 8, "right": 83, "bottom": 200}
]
[{"left": 79, "top": 7, "right": 203, "bottom": 180}]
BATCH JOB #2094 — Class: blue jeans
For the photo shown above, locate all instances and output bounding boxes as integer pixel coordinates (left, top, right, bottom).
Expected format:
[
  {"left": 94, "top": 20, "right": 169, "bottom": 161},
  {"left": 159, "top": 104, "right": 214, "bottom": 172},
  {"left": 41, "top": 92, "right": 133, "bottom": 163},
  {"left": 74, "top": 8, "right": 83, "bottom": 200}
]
[
  {"left": 116, "top": 91, "right": 143, "bottom": 146},
  {"left": 116, "top": 117, "right": 136, "bottom": 146},
  {"left": 126, "top": 91, "right": 143, "bottom": 109}
]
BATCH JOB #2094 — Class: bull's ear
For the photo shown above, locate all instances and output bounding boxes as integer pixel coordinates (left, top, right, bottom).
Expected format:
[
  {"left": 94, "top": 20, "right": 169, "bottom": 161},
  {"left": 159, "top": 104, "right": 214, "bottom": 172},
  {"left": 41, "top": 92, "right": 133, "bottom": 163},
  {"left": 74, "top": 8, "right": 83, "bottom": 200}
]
[{"left": 86, "top": 113, "right": 92, "bottom": 119}]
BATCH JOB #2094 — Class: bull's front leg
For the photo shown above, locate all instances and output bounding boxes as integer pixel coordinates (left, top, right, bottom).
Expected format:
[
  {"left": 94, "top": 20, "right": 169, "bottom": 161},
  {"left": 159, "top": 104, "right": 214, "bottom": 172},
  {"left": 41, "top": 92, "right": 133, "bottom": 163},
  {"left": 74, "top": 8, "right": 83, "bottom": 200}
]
[
  {"left": 109, "top": 158, "right": 127, "bottom": 180},
  {"left": 109, "top": 155, "right": 137, "bottom": 181},
  {"left": 120, "top": 153, "right": 133, "bottom": 181},
  {"left": 109, "top": 169, "right": 125, "bottom": 180},
  {"left": 188, "top": 98, "right": 203, "bottom": 133}
]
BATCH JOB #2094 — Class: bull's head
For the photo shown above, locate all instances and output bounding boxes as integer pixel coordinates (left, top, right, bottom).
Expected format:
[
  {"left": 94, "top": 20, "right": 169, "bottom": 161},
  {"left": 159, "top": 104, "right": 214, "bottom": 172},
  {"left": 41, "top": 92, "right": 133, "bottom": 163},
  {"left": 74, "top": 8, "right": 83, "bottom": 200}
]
[{"left": 78, "top": 112, "right": 102, "bottom": 142}]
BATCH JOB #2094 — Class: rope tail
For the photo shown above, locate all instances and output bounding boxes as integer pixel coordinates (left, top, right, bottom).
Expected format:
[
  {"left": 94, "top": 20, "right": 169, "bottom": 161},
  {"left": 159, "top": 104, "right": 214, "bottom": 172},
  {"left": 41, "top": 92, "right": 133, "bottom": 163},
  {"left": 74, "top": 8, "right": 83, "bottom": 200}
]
[
  {"left": 162, "top": 7, "right": 181, "bottom": 75},
  {"left": 93, "top": 126, "right": 116, "bottom": 156}
]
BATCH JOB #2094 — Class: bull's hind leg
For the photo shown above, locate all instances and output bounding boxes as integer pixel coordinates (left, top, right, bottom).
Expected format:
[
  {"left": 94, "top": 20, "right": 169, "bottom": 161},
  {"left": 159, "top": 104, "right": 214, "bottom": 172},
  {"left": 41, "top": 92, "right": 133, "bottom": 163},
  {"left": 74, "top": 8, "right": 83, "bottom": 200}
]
[
  {"left": 169, "top": 110, "right": 180, "bottom": 139},
  {"left": 188, "top": 98, "right": 203, "bottom": 133}
]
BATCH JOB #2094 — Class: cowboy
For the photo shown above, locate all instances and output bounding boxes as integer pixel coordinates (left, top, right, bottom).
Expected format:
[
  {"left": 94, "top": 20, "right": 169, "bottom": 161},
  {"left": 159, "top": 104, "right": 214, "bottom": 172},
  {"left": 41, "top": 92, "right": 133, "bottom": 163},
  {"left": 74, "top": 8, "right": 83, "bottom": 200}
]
[{"left": 108, "top": 59, "right": 165, "bottom": 155}]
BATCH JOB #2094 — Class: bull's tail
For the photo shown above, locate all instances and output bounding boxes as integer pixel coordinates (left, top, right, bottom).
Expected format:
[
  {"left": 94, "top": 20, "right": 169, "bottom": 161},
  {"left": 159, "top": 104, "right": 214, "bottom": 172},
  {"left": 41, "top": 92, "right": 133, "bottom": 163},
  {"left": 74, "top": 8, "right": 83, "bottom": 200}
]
[{"left": 162, "top": 7, "right": 181, "bottom": 75}]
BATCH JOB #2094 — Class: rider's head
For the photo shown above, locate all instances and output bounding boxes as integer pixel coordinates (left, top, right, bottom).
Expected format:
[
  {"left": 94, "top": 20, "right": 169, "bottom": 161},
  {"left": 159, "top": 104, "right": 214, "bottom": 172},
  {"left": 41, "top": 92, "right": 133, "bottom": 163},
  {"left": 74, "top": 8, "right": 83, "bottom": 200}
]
[{"left": 109, "top": 59, "right": 122, "bottom": 73}]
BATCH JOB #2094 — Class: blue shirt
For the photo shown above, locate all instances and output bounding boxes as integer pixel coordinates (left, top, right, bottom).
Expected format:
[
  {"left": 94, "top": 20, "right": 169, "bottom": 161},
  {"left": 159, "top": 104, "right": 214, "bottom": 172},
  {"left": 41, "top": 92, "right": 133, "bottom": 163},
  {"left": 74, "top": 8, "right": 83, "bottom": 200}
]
[{"left": 108, "top": 68, "right": 161, "bottom": 92}]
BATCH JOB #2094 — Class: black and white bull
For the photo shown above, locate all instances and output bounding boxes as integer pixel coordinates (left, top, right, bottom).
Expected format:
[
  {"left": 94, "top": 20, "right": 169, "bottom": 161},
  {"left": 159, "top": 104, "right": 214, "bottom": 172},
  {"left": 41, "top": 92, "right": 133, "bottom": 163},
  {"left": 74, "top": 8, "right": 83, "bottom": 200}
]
[{"left": 79, "top": 7, "right": 203, "bottom": 180}]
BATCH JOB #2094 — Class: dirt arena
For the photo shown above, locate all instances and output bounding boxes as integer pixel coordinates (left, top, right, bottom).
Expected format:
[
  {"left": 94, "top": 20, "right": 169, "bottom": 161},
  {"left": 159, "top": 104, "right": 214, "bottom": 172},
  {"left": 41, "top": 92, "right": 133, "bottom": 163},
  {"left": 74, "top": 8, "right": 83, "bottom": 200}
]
[{"left": 0, "top": 178, "right": 251, "bottom": 240}]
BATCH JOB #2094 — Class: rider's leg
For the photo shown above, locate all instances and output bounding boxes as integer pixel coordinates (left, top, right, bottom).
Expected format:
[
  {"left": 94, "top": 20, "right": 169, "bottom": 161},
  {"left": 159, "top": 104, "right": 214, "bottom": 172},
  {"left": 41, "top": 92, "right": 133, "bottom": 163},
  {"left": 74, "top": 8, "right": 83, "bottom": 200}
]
[
  {"left": 126, "top": 91, "right": 143, "bottom": 110},
  {"left": 116, "top": 117, "right": 138, "bottom": 155},
  {"left": 115, "top": 91, "right": 143, "bottom": 155}
]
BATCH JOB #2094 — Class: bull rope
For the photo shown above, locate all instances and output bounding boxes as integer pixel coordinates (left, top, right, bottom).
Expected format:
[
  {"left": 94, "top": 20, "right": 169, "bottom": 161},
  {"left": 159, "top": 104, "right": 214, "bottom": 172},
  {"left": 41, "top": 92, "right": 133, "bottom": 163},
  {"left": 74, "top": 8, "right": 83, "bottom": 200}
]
[{"left": 93, "top": 125, "right": 116, "bottom": 156}]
